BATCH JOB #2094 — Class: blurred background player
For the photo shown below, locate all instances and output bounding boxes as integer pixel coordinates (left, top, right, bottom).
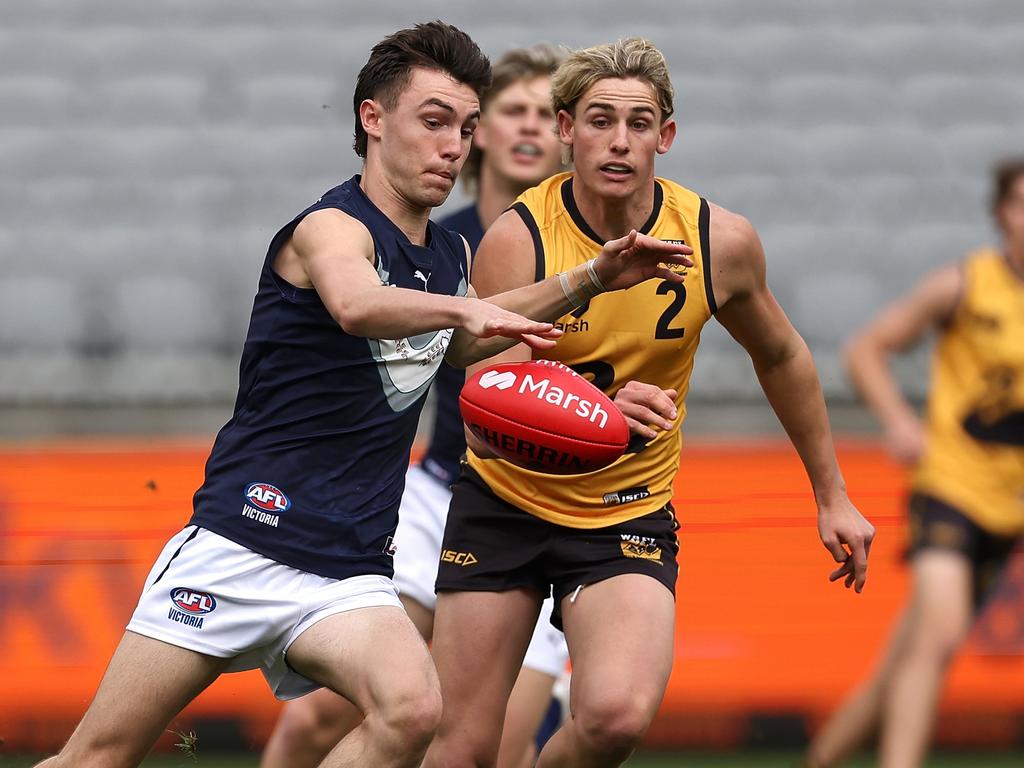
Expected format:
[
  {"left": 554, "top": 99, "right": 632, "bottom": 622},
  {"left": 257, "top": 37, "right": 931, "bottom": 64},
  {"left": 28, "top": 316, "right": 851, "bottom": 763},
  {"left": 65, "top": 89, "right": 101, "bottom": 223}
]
[
  {"left": 806, "top": 159, "right": 1024, "bottom": 768},
  {"left": 260, "top": 43, "right": 571, "bottom": 768},
  {"left": 424, "top": 37, "right": 875, "bottom": 768}
]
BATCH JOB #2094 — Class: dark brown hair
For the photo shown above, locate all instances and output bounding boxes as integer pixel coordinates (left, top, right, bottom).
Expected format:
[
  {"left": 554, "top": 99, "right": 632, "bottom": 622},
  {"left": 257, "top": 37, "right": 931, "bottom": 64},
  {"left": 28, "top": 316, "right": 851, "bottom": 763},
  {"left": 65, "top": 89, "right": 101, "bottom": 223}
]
[
  {"left": 992, "top": 157, "right": 1024, "bottom": 212},
  {"left": 352, "top": 21, "right": 491, "bottom": 158}
]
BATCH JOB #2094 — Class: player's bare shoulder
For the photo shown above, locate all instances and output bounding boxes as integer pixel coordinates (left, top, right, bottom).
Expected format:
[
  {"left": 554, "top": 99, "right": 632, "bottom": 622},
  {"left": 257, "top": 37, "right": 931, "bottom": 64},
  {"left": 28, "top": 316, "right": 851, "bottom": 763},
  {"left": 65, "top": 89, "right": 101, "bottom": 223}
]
[
  {"left": 472, "top": 208, "right": 538, "bottom": 298},
  {"left": 903, "top": 259, "right": 966, "bottom": 326},
  {"left": 275, "top": 209, "right": 375, "bottom": 289},
  {"left": 706, "top": 201, "right": 767, "bottom": 307}
]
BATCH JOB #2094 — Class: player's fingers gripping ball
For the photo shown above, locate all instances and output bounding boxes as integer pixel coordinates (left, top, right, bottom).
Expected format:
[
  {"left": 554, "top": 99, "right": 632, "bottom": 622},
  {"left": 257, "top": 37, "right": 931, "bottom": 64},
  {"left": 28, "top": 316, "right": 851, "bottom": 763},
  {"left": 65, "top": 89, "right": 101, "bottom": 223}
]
[{"left": 460, "top": 360, "right": 629, "bottom": 474}]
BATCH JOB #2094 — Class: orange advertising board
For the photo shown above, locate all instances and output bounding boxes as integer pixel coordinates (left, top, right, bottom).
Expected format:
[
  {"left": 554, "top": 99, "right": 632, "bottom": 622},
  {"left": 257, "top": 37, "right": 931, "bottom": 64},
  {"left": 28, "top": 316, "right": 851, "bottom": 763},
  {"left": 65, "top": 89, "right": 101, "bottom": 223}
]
[{"left": 1, "top": 439, "right": 1022, "bottom": 752}]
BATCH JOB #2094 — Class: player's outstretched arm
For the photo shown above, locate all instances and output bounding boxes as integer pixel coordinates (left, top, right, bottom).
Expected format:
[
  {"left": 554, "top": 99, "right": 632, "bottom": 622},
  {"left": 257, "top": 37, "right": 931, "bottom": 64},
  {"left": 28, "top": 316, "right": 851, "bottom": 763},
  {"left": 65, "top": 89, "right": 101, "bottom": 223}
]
[
  {"left": 446, "top": 210, "right": 694, "bottom": 367},
  {"left": 709, "top": 204, "right": 875, "bottom": 592},
  {"left": 843, "top": 264, "right": 962, "bottom": 464},
  {"left": 280, "top": 208, "right": 560, "bottom": 346}
]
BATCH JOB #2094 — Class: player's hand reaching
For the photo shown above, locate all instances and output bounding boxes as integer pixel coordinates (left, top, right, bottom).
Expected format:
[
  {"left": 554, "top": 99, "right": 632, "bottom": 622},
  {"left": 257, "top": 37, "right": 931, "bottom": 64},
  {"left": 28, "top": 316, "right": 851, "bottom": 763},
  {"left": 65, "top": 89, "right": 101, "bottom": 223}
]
[
  {"left": 461, "top": 296, "right": 563, "bottom": 351},
  {"left": 613, "top": 381, "right": 679, "bottom": 440},
  {"left": 592, "top": 230, "right": 694, "bottom": 291},
  {"left": 883, "top": 413, "right": 926, "bottom": 465},
  {"left": 818, "top": 497, "right": 875, "bottom": 593}
]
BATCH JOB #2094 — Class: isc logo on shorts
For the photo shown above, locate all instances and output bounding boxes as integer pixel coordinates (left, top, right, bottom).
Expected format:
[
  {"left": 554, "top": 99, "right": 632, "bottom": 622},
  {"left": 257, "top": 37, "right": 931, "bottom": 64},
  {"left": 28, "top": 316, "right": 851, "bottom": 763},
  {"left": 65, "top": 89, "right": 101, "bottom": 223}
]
[
  {"left": 440, "top": 549, "right": 478, "bottom": 566},
  {"left": 167, "top": 588, "right": 217, "bottom": 629}
]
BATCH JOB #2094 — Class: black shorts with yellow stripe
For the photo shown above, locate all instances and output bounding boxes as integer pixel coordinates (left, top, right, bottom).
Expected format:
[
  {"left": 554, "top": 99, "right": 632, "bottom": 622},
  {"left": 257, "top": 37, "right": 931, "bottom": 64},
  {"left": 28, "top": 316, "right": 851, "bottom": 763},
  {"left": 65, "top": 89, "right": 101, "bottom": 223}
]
[
  {"left": 435, "top": 463, "right": 679, "bottom": 630},
  {"left": 907, "top": 492, "right": 1021, "bottom": 610}
]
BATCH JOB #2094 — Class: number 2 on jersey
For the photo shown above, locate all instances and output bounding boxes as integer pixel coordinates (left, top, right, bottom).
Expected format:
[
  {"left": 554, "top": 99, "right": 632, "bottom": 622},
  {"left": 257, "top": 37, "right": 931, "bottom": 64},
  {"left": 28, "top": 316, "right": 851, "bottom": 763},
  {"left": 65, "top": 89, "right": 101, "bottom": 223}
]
[{"left": 655, "top": 281, "right": 687, "bottom": 340}]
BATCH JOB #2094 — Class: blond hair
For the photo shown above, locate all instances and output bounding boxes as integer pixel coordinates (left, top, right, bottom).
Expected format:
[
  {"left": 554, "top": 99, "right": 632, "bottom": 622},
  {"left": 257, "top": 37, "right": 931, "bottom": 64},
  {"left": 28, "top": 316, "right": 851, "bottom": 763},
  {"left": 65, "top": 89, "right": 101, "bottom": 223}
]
[
  {"left": 461, "top": 43, "right": 565, "bottom": 191},
  {"left": 551, "top": 37, "right": 674, "bottom": 120}
]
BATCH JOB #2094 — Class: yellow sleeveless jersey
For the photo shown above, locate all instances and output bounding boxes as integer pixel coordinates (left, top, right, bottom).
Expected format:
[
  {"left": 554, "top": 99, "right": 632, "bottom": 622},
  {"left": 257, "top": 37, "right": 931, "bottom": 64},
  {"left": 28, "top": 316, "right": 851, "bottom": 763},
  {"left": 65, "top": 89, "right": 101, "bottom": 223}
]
[
  {"left": 468, "top": 172, "right": 715, "bottom": 528},
  {"left": 913, "top": 248, "right": 1024, "bottom": 536}
]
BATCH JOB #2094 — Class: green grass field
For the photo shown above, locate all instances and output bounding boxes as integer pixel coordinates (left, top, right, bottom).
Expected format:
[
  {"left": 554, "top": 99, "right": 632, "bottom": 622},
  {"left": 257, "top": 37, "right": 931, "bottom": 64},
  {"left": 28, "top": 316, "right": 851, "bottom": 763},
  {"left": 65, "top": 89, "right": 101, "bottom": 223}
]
[{"left": 6, "top": 752, "right": 1024, "bottom": 767}]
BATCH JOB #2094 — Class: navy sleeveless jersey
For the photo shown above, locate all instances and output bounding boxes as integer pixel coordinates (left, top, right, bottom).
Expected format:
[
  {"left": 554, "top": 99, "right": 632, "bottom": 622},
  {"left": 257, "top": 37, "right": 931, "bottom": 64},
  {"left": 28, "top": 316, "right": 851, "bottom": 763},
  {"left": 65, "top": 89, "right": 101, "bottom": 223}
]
[
  {"left": 420, "top": 204, "right": 484, "bottom": 486},
  {"left": 190, "top": 176, "right": 469, "bottom": 580}
]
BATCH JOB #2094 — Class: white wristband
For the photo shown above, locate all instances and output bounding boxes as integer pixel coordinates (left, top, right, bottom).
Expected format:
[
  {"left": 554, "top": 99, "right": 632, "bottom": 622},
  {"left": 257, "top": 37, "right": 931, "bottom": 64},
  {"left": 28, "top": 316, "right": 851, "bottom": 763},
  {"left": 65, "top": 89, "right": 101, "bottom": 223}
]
[
  {"left": 585, "top": 259, "right": 607, "bottom": 293},
  {"left": 558, "top": 270, "right": 583, "bottom": 307}
]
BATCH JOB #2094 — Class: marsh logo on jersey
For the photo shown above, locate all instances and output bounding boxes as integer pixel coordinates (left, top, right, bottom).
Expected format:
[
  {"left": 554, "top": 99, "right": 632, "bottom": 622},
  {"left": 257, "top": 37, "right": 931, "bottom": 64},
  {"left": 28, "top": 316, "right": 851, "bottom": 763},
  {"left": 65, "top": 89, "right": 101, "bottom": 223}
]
[
  {"left": 619, "top": 534, "right": 662, "bottom": 563},
  {"left": 554, "top": 318, "right": 589, "bottom": 334},
  {"left": 603, "top": 486, "right": 651, "bottom": 506}
]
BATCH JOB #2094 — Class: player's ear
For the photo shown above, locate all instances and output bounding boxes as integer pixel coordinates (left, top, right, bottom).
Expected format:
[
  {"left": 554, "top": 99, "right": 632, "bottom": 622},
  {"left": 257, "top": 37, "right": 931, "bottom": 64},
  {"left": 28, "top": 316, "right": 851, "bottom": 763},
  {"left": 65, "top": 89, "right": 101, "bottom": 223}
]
[
  {"left": 557, "top": 109, "right": 575, "bottom": 146},
  {"left": 360, "top": 99, "right": 384, "bottom": 142},
  {"left": 657, "top": 118, "right": 677, "bottom": 155}
]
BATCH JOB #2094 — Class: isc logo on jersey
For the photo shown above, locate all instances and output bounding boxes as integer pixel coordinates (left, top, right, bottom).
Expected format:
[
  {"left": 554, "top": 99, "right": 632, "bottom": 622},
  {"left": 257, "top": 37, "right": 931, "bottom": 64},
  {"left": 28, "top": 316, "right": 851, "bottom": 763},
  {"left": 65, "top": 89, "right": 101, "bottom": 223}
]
[
  {"left": 479, "top": 361, "right": 610, "bottom": 429},
  {"left": 241, "top": 482, "right": 290, "bottom": 528},
  {"left": 167, "top": 588, "right": 217, "bottom": 629}
]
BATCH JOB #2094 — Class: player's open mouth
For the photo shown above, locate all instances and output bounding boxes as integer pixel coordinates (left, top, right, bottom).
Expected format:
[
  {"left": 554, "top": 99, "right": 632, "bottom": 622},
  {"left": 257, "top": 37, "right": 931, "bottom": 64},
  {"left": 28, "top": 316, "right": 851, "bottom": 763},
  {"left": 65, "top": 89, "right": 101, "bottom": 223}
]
[
  {"left": 512, "top": 143, "right": 542, "bottom": 159},
  {"left": 600, "top": 163, "right": 633, "bottom": 179}
]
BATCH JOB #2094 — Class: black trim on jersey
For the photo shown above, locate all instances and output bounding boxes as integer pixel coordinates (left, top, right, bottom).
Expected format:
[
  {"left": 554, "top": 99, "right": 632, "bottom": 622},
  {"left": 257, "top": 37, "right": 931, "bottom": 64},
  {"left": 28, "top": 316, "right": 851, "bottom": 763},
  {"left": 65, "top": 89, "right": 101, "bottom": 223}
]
[
  {"left": 510, "top": 202, "right": 546, "bottom": 282},
  {"left": 641, "top": 181, "right": 665, "bottom": 234},
  {"left": 151, "top": 527, "right": 200, "bottom": 587},
  {"left": 561, "top": 178, "right": 664, "bottom": 247},
  {"left": 698, "top": 197, "right": 717, "bottom": 314},
  {"left": 938, "top": 260, "right": 968, "bottom": 330}
]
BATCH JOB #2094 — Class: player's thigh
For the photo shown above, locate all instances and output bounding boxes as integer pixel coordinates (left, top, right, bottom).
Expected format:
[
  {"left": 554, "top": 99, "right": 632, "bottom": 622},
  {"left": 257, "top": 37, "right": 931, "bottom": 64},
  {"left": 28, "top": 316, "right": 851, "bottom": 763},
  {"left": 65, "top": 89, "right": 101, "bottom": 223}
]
[
  {"left": 400, "top": 593, "right": 435, "bottom": 640},
  {"left": 560, "top": 573, "right": 675, "bottom": 720},
  {"left": 907, "top": 550, "right": 973, "bottom": 645},
  {"left": 432, "top": 589, "right": 543, "bottom": 735},
  {"left": 62, "top": 631, "right": 228, "bottom": 762},
  {"left": 285, "top": 605, "right": 438, "bottom": 716}
]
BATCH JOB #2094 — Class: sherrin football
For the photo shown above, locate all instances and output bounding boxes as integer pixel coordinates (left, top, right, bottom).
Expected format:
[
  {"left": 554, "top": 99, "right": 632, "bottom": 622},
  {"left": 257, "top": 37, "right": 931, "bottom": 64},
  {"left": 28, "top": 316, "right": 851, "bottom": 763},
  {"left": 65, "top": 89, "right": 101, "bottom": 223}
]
[{"left": 459, "top": 360, "right": 629, "bottom": 474}]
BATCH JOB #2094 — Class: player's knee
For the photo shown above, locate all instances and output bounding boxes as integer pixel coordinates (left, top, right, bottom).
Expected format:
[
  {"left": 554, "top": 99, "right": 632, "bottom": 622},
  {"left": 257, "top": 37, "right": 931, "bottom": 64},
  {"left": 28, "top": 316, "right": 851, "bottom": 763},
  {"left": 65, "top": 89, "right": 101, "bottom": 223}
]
[
  {"left": 908, "top": 613, "right": 969, "bottom": 665},
  {"left": 379, "top": 684, "right": 443, "bottom": 748},
  {"left": 574, "top": 696, "right": 652, "bottom": 756},
  {"left": 275, "top": 699, "right": 340, "bottom": 751}
]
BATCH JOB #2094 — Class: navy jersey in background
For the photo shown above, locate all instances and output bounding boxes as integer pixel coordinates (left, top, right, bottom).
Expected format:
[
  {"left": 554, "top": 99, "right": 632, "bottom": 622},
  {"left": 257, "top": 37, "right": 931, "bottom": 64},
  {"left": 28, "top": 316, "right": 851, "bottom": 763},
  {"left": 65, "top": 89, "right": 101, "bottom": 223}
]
[{"left": 419, "top": 204, "right": 483, "bottom": 486}]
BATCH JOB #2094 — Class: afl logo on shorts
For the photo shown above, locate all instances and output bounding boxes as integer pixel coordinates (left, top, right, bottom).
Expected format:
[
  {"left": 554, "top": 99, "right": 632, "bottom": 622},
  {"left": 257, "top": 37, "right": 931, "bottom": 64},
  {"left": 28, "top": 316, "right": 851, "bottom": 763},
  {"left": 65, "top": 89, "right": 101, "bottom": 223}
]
[
  {"left": 245, "top": 482, "right": 292, "bottom": 512},
  {"left": 169, "top": 588, "right": 218, "bottom": 615}
]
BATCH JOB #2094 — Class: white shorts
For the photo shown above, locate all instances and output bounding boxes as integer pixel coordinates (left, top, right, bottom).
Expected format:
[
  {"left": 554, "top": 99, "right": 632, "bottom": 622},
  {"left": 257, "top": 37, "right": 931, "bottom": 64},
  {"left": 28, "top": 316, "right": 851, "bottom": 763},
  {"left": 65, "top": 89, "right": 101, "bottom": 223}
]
[
  {"left": 127, "top": 526, "right": 402, "bottom": 700},
  {"left": 523, "top": 598, "right": 570, "bottom": 678},
  {"left": 393, "top": 464, "right": 569, "bottom": 677},
  {"left": 392, "top": 464, "right": 451, "bottom": 611}
]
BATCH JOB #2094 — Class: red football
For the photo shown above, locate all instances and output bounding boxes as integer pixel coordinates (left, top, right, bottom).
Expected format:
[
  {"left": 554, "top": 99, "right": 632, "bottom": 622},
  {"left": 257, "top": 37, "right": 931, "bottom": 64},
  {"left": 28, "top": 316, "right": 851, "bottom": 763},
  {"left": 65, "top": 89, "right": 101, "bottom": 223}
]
[{"left": 459, "top": 359, "right": 629, "bottom": 475}]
